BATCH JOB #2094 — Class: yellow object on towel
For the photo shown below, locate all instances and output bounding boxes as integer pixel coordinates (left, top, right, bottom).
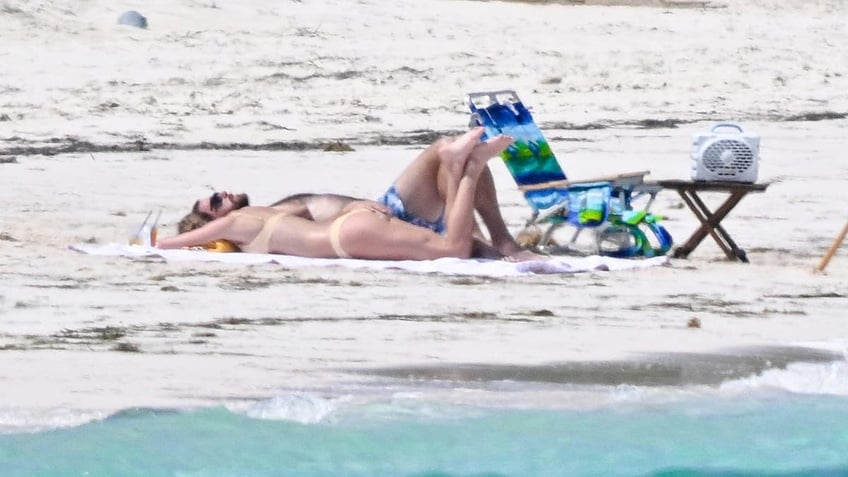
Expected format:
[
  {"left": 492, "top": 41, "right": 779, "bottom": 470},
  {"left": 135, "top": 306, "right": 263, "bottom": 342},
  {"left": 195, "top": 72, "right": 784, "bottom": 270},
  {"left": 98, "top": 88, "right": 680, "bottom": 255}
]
[{"left": 205, "top": 240, "right": 239, "bottom": 252}]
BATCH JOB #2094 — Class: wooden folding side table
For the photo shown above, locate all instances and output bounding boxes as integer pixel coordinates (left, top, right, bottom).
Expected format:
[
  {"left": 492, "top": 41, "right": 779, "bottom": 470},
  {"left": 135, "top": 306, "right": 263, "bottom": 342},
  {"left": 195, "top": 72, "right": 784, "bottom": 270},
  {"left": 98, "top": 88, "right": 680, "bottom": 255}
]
[{"left": 653, "top": 180, "right": 770, "bottom": 263}]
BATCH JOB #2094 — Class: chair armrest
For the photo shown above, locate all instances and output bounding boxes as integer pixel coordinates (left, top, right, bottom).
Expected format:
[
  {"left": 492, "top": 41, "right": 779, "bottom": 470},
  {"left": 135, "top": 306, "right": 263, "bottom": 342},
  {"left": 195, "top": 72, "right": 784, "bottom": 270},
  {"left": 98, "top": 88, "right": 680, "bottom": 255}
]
[{"left": 518, "top": 170, "right": 650, "bottom": 192}]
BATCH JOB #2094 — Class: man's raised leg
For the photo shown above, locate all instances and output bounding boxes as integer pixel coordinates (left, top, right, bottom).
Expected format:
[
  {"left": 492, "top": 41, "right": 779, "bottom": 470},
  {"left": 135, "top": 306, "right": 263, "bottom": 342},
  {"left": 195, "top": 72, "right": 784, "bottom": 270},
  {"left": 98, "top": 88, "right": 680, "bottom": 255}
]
[
  {"left": 391, "top": 128, "right": 483, "bottom": 224},
  {"left": 391, "top": 129, "right": 541, "bottom": 261}
]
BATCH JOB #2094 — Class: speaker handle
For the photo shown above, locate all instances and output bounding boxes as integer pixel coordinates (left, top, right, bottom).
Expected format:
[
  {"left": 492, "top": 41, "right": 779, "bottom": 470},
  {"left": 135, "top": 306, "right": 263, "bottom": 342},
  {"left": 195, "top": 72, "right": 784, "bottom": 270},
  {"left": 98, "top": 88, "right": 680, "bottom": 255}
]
[{"left": 710, "top": 122, "right": 744, "bottom": 133}]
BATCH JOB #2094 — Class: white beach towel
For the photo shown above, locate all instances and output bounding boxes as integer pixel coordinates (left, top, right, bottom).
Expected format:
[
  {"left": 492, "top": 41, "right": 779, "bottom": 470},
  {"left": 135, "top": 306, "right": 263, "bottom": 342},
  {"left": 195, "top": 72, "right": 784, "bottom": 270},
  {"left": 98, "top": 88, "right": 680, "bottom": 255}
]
[{"left": 69, "top": 243, "right": 670, "bottom": 277}]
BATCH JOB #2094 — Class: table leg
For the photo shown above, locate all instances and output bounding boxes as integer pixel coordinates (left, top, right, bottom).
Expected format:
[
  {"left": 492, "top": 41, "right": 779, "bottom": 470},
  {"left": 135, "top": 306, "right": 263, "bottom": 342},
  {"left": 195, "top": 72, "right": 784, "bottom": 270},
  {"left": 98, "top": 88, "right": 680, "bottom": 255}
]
[{"left": 672, "top": 189, "right": 751, "bottom": 262}]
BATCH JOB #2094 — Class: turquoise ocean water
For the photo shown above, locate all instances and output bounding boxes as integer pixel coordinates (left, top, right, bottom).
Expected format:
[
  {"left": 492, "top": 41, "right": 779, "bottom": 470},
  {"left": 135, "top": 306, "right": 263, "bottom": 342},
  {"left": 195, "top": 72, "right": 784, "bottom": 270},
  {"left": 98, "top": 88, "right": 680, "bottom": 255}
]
[{"left": 2, "top": 359, "right": 847, "bottom": 477}]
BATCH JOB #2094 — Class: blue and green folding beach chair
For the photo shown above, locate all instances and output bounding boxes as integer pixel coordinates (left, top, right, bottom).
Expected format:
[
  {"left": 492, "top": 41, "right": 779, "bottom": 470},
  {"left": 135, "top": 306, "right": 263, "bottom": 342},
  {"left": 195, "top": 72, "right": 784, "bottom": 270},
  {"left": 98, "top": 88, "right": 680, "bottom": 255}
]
[{"left": 467, "top": 89, "right": 672, "bottom": 257}]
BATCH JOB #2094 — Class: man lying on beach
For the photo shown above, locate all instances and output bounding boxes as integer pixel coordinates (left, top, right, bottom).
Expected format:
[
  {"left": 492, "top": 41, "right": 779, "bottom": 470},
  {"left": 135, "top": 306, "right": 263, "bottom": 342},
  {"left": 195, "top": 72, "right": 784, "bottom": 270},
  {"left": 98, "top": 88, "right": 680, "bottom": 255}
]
[
  {"left": 159, "top": 130, "right": 515, "bottom": 260},
  {"left": 182, "top": 132, "right": 540, "bottom": 261}
]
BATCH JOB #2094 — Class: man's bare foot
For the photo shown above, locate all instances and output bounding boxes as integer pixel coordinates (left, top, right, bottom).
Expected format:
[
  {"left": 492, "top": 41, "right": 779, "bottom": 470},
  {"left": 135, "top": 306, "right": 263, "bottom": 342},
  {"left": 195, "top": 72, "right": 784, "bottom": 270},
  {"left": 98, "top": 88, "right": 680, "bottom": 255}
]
[
  {"left": 497, "top": 240, "right": 547, "bottom": 262},
  {"left": 438, "top": 127, "right": 485, "bottom": 176},
  {"left": 467, "top": 134, "right": 514, "bottom": 174},
  {"left": 502, "top": 249, "right": 547, "bottom": 262}
]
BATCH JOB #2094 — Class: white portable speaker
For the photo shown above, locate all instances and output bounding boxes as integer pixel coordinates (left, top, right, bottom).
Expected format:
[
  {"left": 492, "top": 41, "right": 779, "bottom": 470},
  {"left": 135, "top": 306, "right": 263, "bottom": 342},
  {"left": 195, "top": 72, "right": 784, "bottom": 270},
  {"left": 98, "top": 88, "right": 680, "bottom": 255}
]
[{"left": 691, "top": 122, "right": 759, "bottom": 183}]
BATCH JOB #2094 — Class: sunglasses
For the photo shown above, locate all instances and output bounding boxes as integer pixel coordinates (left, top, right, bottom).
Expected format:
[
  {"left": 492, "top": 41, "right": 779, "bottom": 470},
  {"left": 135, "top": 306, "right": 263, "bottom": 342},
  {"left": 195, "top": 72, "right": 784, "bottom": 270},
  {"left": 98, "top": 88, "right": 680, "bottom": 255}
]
[{"left": 209, "top": 192, "right": 224, "bottom": 211}]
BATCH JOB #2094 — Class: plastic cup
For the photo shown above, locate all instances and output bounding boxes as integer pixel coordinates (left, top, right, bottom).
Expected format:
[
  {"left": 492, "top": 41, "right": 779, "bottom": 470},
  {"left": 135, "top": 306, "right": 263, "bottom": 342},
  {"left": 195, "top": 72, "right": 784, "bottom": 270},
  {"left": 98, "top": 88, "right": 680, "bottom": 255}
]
[{"left": 128, "top": 225, "right": 154, "bottom": 247}]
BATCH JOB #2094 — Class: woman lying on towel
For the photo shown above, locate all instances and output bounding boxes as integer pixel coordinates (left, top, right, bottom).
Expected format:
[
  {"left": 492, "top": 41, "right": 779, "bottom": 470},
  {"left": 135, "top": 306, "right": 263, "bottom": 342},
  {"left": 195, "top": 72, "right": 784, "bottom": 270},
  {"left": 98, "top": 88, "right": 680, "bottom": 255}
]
[{"left": 157, "top": 129, "right": 514, "bottom": 260}]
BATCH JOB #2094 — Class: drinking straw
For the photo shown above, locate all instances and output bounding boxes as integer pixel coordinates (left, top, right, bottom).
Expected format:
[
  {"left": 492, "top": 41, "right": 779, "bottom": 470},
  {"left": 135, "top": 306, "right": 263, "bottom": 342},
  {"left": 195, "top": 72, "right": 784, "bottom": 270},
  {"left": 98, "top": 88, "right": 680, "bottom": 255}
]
[
  {"left": 133, "top": 210, "right": 153, "bottom": 238},
  {"left": 150, "top": 209, "right": 162, "bottom": 229}
]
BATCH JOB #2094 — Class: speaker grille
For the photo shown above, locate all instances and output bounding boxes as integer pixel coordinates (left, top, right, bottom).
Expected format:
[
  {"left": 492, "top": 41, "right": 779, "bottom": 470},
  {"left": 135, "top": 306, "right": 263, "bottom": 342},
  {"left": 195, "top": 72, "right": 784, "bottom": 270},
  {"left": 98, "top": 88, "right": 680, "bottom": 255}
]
[{"left": 702, "top": 139, "right": 755, "bottom": 177}]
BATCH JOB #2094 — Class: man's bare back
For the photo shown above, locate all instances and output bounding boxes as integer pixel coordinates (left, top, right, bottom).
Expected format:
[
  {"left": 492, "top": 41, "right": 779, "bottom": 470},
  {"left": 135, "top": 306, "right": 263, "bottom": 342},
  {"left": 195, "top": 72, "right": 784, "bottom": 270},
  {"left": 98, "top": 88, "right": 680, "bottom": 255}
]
[{"left": 269, "top": 193, "right": 358, "bottom": 222}]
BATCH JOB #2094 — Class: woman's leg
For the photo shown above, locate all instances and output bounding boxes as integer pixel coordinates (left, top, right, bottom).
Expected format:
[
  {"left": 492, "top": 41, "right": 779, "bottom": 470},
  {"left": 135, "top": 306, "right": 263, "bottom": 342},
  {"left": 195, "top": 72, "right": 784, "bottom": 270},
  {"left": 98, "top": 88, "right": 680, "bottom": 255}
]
[
  {"left": 337, "top": 212, "right": 464, "bottom": 260},
  {"left": 443, "top": 135, "right": 515, "bottom": 246}
]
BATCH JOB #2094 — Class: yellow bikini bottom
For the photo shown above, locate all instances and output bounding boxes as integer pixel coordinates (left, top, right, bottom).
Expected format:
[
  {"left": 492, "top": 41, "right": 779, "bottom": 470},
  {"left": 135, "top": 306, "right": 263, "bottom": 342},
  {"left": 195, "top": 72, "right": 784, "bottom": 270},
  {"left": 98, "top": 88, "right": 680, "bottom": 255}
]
[{"left": 329, "top": 208, "right": 384, "bottom": 258}]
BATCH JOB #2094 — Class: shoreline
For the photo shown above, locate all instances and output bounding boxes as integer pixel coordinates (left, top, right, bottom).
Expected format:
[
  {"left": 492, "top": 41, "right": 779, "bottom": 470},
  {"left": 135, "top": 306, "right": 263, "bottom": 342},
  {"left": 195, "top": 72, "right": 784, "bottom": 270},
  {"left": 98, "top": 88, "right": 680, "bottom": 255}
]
[{"left": 1, "top": 342, "right": 844, "bottom": 430}]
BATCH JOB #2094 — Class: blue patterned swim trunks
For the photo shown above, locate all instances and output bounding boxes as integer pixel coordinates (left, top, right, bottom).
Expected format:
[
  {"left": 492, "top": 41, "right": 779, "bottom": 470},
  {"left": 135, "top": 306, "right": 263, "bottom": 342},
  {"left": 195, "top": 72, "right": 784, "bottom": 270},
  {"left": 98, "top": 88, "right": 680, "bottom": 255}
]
[{"left": 376, "top": 185, "right": 446, "bottom": 234}]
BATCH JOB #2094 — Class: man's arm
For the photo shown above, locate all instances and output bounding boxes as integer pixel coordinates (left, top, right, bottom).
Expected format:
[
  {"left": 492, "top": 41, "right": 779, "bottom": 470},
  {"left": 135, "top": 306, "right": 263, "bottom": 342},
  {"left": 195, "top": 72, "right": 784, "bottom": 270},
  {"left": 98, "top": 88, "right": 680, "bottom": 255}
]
[
  {"left": 269, "top": 193, "right": 323, "bottom": 207},
  {"left": 271, "top": 199, "right": 313, "bottom": 220}
]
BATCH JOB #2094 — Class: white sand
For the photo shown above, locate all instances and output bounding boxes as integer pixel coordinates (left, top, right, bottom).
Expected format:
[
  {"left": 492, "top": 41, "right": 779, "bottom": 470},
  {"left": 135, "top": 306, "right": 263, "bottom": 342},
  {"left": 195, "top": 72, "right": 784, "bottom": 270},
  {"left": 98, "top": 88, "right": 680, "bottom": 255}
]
[{"left": 1, "top": 0, "right": 847, "bottom": 425}]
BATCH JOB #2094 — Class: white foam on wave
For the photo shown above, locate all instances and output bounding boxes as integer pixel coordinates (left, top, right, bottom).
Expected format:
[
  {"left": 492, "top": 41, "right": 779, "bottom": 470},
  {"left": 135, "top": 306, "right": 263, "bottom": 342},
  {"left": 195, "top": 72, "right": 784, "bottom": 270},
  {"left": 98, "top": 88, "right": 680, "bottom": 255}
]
[
  {"left": 240, "top": 353, "right": 848, "bottom": 421},
  {"left": 8, "top": 352, "right": 846, "bottom": 434},
  {"left": 716, "top": 341, "right": 848, "bottom": 397},
  {"left": 380, "top": 360, "right": 848, "bottom": 414},
  {"left": 720, "top": 359, "right": 848, "bottom": 397},
  {"left": 0, "top": 408, "right": 108, "bottom": 435},
  {"left": 603, "top": 364, "right": 848, "bottom": 414},
  {"left": 239, "top": 392, "right": 346, "bottom": 424}
]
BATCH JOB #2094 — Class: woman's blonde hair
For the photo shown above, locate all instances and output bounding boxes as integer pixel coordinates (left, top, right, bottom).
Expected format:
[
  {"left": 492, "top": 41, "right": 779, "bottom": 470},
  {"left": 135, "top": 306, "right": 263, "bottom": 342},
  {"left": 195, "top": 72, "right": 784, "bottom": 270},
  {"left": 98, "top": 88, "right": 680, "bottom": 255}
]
[{"left": 177, "top": 212, "right": 214, "bottom": 234}]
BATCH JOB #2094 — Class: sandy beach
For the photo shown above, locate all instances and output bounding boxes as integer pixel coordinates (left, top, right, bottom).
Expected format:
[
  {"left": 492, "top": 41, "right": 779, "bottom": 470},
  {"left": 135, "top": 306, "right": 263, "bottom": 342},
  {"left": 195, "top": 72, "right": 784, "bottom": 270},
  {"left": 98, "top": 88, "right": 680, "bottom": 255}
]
[{"left": 1, "top": 0, "right": 847, "bottom": 431}]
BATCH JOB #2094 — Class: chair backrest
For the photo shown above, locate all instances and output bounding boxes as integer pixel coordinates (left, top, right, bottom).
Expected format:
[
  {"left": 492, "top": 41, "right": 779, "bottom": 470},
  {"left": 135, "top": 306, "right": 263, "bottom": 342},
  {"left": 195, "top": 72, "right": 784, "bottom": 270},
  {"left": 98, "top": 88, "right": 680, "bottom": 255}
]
[
  {"left": 468, "top": 90, "right": 566, "bottom": 186},
  {"left": 467, "top": 90, "right": 610, "bottom": 226}
]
